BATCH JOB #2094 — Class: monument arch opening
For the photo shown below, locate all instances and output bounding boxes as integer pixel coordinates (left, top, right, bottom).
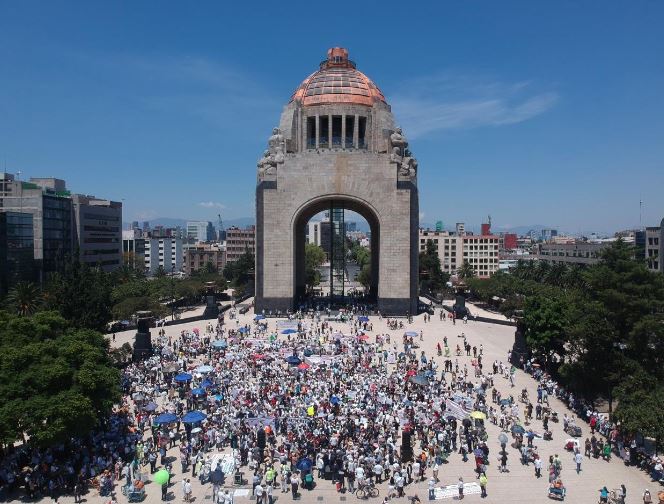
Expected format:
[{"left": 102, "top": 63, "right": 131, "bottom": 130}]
[
  {"left": 255, "top": 47, "right": 419, "bottom": 315},
  {"left": 293, "top": 198, "right": 379, "bottom": 308}
]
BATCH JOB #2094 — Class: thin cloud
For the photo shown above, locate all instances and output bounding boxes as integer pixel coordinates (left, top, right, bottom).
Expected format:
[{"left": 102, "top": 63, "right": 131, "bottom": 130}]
[
  {"left": 199, "top": 201, "right": 226, "bottom": 209},
  {"left": 390, "top": 74, "right": 558, "bottom": 139},
  {"left": 100, "top": 54, "right": 280, "bottom": 128}
]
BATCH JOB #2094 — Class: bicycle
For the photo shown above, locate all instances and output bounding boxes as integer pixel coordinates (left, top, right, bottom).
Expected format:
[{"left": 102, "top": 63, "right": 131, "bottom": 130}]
[{"left": 356, "top": 482, "right": 379, "bottom": 499}]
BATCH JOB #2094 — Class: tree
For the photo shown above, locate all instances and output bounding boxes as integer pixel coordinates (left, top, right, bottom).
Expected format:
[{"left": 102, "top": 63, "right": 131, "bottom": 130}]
[
  {"left": 203, "top": 261, "right": 218, "bottom": 274},
  {"left": 44, "top": 256, "right": 113, "bottom": 332},
  {"left": 0, "top": 311, "right": 120, "bottom": 447},
  {"left": 522, "top": 293, "right": 571, "bottom": 362},
  {"left": 223, "top": 250, "right": 254, "bottom": 290},
  {"left": 4, "top": 281, "right": 43, "bottom": 316},
  {"left": 304, "top": 243, "right": 326, "bottom": 292},
  {"left": 357, "top": 264, "right": 372, "bottom": 291},
  {"left": 458, "top": 261, "right": 476, "bottom": 280},
  {"left": 418, "top": 240, "right": 449, "bottom": 295}
]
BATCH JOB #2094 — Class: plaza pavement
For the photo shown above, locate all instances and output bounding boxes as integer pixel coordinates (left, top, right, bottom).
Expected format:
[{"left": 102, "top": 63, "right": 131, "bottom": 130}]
[{"left": 83, "top": 301, "right": 656, "bottom": 504}]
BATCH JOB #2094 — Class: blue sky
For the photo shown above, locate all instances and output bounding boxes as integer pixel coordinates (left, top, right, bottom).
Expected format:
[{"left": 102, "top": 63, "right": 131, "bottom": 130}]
[{"left": 1, "top": 1, "right": 663, "bottom": 234}]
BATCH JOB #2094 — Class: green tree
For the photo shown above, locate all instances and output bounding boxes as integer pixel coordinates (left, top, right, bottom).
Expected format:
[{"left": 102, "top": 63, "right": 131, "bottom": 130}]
[
  {"left": 304, "top": 243, "right": 326, "bottom": 292},
  {"left": 44, "top": 257, "right": 113, "bottom": 332},
  {"left": 4, "top": 281, "right": 43, "bottom": 316},
  {"left": 223, "top": 250, "right": 254, "bottom": 290},
  {"left": 357, "top": 263, "right": 372, "bottom": 291},
  {"left": 0, "top": 311, "right": 120, "bottom": 447},
  {"left": 458, "top": 261, "right": 476, "bottom": 280},
  {"left": 418, "top": 240, "right": 449, "bottom": 294},
  {"left": 522, "top": 293, "right": 571, "bottom": 362}
]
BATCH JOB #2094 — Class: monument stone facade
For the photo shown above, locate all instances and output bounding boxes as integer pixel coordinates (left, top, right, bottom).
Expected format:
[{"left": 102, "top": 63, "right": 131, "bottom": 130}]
[{"left": 255, "top": 48, "right": 419, "bottom": 315}]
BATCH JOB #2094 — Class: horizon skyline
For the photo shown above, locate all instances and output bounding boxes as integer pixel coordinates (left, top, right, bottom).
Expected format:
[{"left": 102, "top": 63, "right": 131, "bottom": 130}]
[{"left": 2, "top": 2, "right": 663, "bottom": 233}]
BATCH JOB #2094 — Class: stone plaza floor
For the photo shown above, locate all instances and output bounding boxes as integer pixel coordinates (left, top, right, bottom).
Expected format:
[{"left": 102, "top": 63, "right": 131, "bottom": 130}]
[{"left": 86, "top": 300, "right": 658, "bottom": 504}]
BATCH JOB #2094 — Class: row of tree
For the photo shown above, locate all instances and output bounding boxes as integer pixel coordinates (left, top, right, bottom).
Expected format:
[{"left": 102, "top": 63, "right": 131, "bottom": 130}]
[
  {"left": 467, "top": 241, "right": 664, "bottom": 445},
  {"left": 1, "top": 251, "right": 257, "bottom": 330}
]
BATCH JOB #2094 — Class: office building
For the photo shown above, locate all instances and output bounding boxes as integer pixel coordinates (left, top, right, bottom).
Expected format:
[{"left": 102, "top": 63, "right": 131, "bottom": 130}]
[
  {"left": 502, "top": 233, "right": 518, "bottom": 251},
  {"left": 122, "top": 230, "right": 147, "bottom": 271},
  {"left": 184, "top": 244, "right": 226, "bottom": 275},
  {"left": 0, "top": 212, "right": 37, "bottom": 294},
  {"left": 306, "top": 220, "right": 332, "bottom": 255},
  {"left": 0, "top": 173, "right": 74, "bottom": 277},
  {"left": 419, "top": 222, "right": 500, "bottom": 278},
  {"left": 536, "top": 242, "right": 608, "bottom": 265},
  {"left": 144, "top": 237, "right": 183, "bottom": 275},
  {"left": 71, "top": 194, "right": 122, "bottom": 271},
  {"left": 541, "top": 228, "right": 558, "bottom": 242},
  {"left": 187, "top": 221, "right": 216, "bottom": 242},
  {"left": 645, "top": 219, "right": 663, "bottom": 272},
  {"left": 462, "top": 233, "right": 500, "bottom": 278},
  {"left": 226, "top": 225, "right": 256, "bottom": 263}
]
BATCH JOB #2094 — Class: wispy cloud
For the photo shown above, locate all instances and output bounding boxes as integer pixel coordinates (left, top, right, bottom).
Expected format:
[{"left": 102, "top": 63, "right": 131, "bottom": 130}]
[
  {"left": 390, "top": 73, "right": 558, "bottom": 138},
  {"left": 100, "top": 54, "right": 280, "bottom": 129},
  {"left": 199, "top": 201, "right": 226, "bottom": 209}
]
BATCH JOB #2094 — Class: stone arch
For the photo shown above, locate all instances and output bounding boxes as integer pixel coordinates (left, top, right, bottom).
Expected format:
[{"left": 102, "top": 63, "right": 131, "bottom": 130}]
[{"left": 292, "top": 194, "right": 380, "bottom": 304}]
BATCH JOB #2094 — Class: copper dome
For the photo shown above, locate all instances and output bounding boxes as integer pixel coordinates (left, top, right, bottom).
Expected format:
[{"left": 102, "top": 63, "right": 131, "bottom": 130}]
[{"left": 290, "top": 48, "right": 386, "bottom": 107}]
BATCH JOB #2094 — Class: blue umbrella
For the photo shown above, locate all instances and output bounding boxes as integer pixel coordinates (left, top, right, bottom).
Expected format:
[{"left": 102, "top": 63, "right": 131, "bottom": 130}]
[
  {"left": 143, "top": 402, "right": 158, "bottom": 412},
  {"left": 296, "top": 458, "right": 313, "bottom": 471},
  {"left": 285, "top": 355, "right": 301, "bottom": 365},
  {"left": 404, "top": 331, "right": 418, "bottom": 337},
  {"left": 239, "top": 327, "right": 250, "bottom": 334},
  {"left": 214, "top": 394, "right": 223, "bottom": 402},
  {"left": 200, "top": 379, "right": 214, "bottom": 388},
  {"left": 174, "top": 373, "right": 193, "bottom": 383},
  {"left": 212, "top": 340, "right": 228, "bottom": 349},
  {"left": 154, "top": 413, "right": 177, "bottom": 424},
  {"left": 357, "top": 316, "right": 369, "bottom": 322},
  {"left": 182, "top": 411, "right": 207, "bottom": 423},
  {"left": 511, "top": 424, "right": 526, "bottom": 435},
  {"left": 281, "top": 328, "right": 298, "bottom": 335},
  {"left": 330, "top": 395, "right": 340, "bottom": 405},
  {"left": 192, "top": 388, "right": 206, "bottom": 396}
]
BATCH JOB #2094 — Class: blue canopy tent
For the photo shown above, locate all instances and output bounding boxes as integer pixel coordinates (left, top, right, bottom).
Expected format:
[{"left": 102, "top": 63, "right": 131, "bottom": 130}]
[
  {"left": 281, "top": 328, "right": 298, "bottom": 335},
  {"left": 404, "top": 331, "right": 418, "bottom": 337},
  {"left": 154, "top": 413, "right": 178, "bottom": 424},
  {"left": 182, "top": 411, "right": 207, "bottom": 424},
  {"left": 174, "top": 373, "right": 193, "bottom": 383},
  {"left": 254, "top": 315, "right": 266, "bottom": 320},
  {"left": 357, "top": 316, "right": 369, "bottom": 322},
  {"left": 212, "top": 340, "right": 228, "bottom": 349}
]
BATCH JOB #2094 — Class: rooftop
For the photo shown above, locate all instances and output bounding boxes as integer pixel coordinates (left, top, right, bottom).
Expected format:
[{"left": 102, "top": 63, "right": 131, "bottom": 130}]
[{"left": 290, "top": 48, "right": 386, "bottom": 107}]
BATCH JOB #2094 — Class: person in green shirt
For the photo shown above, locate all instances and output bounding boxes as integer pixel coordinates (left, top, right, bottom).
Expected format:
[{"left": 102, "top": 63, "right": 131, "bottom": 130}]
[{"left": 479, "top": 474, "right": 488, "bottom": 498}]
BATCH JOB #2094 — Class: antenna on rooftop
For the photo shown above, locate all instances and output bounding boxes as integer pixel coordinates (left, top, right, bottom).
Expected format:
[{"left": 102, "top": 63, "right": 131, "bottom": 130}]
[{"left": 639, "top": 198, "right": 643, "bottom": 229}]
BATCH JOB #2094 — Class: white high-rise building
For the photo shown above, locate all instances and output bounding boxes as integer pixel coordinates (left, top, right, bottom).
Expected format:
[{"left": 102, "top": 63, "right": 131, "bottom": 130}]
[
  {"left": 144, "top": 237, "right": 183, "bottom": 275},
  {"left": 186, "top": 221, "right": 216, "bottom": 242}
]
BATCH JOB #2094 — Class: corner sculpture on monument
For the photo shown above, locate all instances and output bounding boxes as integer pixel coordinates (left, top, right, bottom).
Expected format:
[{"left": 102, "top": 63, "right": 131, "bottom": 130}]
[{"left": 255, "top": 47, "right": 419, "bottom": 315}]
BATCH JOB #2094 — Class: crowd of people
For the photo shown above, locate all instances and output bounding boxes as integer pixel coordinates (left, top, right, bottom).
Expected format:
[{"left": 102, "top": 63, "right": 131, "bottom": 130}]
[{"left": 0, "top": 304, "right": 660, "bottom": 504}]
